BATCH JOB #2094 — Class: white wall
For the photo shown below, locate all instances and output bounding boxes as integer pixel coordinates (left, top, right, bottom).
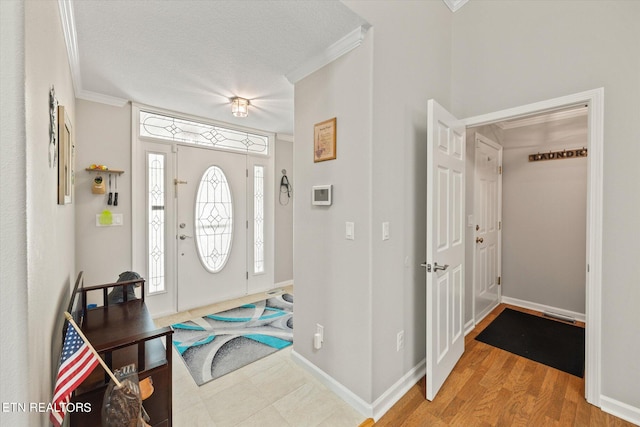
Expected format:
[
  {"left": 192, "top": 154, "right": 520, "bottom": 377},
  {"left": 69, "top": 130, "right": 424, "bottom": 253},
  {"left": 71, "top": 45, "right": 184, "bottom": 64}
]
[
  {"left": 274, "top": 136, "right": 293, "bottom": 284},
  {"left": 501, "top": 118, "right": 587, "bottom": 314},
  {"left": 294, "top": 29, "right": 374, "bottom": 401},
  {"left": 352, "top": 0, "right": 453, "bottom": 400},
  {"left": 452, "top": 0, "right": 640, "bottom": 410},
  {"left": 0, "top": 1, "right": 29, "bottom": 424},
  {"left": 24, "top": 0, "right": 78, "bottom": 424},
  {"left": 294, "top": 0, "right": 453, "bottom": 406},
  {"left": 75, "top": 100, "right": 133, "bottom": 286}
]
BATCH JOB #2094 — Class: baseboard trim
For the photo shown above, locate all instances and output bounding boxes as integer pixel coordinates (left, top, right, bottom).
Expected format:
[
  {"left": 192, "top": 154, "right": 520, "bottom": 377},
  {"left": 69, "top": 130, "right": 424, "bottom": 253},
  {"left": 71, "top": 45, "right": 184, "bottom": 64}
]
[
  {"left": 274, "top": 280, "right": 294, "bottom": 288},
  {"left": 600, "top": 395, "right": 640, "bottom": 426},
  {"left": 464, "top": 319, "right": 475, "bottom": 336},
  {"left": 370, "top": 358, "right": 426, "bottom": 421},
  {"left": 290, "top": 350, "right": 373, "bottom": 418},
  {"left": 290, "top": 350, "right": 425, "bottom": 421},
  {"left": 501, "top": 296, "right": 586, "bottom": 323}
]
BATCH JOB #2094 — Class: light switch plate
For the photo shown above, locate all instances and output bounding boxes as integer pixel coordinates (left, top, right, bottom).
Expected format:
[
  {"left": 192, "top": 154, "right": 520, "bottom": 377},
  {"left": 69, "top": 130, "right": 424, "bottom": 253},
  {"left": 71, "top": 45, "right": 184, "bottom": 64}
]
[
  {"left": 382, "top": 222, "right": 390, "bottom": 240},
  {"left": 346, "top": 222, "right": 355, "bottom": 240}
]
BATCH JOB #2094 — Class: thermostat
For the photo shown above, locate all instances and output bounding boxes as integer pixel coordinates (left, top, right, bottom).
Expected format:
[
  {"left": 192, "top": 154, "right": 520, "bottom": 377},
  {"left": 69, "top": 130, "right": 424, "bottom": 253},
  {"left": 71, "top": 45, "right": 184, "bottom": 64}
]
[{"left": 312, "top": 185, "right": 332, "bottom": 206}]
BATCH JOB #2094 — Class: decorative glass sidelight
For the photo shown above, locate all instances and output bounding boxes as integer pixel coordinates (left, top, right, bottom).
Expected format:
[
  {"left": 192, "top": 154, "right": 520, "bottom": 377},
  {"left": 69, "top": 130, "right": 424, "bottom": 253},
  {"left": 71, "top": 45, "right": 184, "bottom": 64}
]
[
  {"left": 148, "top": 153, "right": 166, "bottom": 293},
  {"left": 195, "top": 166, "right": 233, "bottom": 273},
  {"left": 139, "top": 111, "right": 268, "bottom": 155},
  {"left": 254, "top": 165, "right": 264, "bottom": 274}
]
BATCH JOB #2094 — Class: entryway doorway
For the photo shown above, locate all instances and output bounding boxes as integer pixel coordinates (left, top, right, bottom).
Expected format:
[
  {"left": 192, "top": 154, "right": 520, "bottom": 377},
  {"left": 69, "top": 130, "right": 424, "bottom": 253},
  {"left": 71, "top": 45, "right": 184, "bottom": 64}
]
[
  {"left": 132, "top": 104, "right": 275, "bottom": 318},
  {"left": 462, "top": 88, "right": 603, "bottom": 406}
]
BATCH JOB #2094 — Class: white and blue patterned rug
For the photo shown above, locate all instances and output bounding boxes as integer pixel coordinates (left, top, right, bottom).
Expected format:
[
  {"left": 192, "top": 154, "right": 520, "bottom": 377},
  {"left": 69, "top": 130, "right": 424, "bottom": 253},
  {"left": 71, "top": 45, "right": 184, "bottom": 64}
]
[{"left": 172, "top": 294, "right": 293, "bottom": 386}]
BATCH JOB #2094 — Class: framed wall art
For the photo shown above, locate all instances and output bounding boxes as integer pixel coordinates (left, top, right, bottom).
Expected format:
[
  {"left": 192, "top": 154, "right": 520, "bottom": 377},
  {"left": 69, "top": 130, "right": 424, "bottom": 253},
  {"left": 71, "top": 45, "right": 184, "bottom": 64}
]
[{"left": 313, "top": 117, "right": 336, "bottom": 162}]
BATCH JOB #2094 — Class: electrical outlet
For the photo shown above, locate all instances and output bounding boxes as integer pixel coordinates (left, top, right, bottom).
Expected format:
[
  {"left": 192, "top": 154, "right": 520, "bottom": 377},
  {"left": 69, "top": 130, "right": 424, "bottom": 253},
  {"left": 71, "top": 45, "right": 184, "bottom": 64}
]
[{"left": 397, "top": 330, "right": 404, "bottom": 352}]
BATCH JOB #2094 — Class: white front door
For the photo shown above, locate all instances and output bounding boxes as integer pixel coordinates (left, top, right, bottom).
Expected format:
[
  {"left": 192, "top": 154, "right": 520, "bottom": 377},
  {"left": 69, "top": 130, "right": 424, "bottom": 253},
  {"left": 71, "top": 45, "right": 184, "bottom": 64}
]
[
  {"left": 425, "top": 99, "right": 466, "bottom": 401},
  {"left": 473, "top": 133, "right": 502, "bottom": 323},
  {"left": 176, "top": 145, "right": 247, "bottom": 311}
]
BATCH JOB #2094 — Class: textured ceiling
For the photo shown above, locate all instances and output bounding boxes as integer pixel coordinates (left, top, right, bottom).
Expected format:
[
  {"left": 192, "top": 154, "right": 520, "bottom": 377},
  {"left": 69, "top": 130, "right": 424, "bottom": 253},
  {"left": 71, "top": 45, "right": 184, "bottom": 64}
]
[{"left": 71, "top": 0, "right": 368, "bottom": 135}]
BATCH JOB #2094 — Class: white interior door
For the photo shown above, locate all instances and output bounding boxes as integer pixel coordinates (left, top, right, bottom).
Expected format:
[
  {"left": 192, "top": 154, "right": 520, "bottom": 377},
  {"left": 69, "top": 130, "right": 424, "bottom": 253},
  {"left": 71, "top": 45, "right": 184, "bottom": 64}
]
[
  {"left": 473, "top": 133, "right": 502, "bottom": 323},
  {"left": 425, "top": 99, "right": 465, "bottom": 401},
  {"left": 176, "top": 145, "right": 247, "bottom": 311}
]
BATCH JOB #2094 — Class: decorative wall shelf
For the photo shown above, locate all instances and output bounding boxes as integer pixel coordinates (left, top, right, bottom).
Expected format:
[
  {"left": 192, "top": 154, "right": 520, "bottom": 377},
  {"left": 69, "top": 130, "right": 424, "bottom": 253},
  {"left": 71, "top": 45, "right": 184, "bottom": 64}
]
[{"left": 85, "top": 168, "right": 125, "bottom": 175}]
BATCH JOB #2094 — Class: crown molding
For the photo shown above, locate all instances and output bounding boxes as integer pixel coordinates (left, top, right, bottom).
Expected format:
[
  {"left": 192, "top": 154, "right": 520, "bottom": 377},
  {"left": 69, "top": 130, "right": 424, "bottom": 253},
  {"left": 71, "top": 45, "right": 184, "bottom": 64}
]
[
  {"left": 58, "top": 0, "right": 81, "bottom": 95},
  {"left": 496, "top": 106, "right": 588, "bottom": 130},
  {"left": 76, "top": 89, "right": 129, "bottom": 107},
  {"left": 276, "top": 133, "right": 294, "bottom": 143},
  {"left": 58, "top": 0, "right": 129, "bottom": 107},
  {"left": 442, "top": 0, "right": 470, "bottom": 13},
  {"left": 286, "top": 24, "right": 371, "bottom": 84}
]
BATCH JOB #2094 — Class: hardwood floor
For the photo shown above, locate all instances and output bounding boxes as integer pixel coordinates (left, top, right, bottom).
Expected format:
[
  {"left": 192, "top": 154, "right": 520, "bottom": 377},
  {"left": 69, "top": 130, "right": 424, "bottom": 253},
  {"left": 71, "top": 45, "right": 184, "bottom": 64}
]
[{"left": 372, "top": 304, "right": 634, "bottom": 427}]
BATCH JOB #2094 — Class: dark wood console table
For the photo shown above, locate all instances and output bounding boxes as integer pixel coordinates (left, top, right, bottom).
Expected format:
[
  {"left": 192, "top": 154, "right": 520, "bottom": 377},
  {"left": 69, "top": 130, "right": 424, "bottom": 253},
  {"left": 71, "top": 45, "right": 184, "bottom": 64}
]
[{"left": 68, "top": 274, "right": 173, "bottom": 426}]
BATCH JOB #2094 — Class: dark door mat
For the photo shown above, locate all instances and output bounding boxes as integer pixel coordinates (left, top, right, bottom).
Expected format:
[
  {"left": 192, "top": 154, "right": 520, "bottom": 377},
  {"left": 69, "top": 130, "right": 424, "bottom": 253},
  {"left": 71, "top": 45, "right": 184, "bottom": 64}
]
[{"left": 475, "top": 308, "right": 585, "bottom": 377}]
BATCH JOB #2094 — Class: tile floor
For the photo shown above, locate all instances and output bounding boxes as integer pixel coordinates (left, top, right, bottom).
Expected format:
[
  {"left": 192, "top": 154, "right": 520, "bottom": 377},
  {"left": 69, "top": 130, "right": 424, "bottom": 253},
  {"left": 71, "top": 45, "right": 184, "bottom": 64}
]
[{"left": 155, "top": 287, "right": 366, "bottom": 427}]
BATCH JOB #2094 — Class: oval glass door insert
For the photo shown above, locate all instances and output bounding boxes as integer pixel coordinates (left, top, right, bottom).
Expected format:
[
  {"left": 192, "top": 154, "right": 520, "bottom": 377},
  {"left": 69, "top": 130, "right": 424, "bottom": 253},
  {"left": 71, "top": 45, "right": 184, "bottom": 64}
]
[{"left": 195, "top": 166, "right": 233, "bottom": 273}]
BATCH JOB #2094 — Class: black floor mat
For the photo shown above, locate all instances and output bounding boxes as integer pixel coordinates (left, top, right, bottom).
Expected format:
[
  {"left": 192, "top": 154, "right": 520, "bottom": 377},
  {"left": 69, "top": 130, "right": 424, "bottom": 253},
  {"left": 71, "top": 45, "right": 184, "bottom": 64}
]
[{"left": 475, "top": 308, "right": 585, "bottom": 377}]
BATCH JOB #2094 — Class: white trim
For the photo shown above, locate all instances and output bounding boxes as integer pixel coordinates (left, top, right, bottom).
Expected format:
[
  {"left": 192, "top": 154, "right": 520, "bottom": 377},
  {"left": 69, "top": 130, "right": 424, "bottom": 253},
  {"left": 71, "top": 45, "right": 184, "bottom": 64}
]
[
  {"left": 291, "top": 350, "right": 372, "bottom": 418},
  {"left": 600, "top": 395, "right": 640, "bottom": 426},
  {"left": 495, "top": 106, "right": 587, "bottom": 130},
  {"left": 286, "top": 25, "right": 371, "bottom": 84},
  {"left": 76, "top": 89, "right": 128, "bottom": 107},
  {"left": 290, "top": 350, "right": 425, "bottom": 422},
  {"left": 501, "top": 296, "right": 586, "bottom": 323},
  {"left": 273, "top": 280, "right": 293, "bottom": 288},
  {"left": 276, "top": 133, "right": 294, "bottom": 143},
  {"left": 370, "top": 359, "right": 426, "bottom": 421},
  {"left": 57, "top": 0, "right": 81, "bottom": 96},
  {"left": 464, "top": 319, "right": 475, "bottom": 336},
  {"left": 442, "top": 0, "right": 470, "bottom": 13},
  {"left": 58, "top": 0, "right": 130, "bottom": 107},
  {"left": 463, "top": 88, "right": 604, "bottom": 406}
]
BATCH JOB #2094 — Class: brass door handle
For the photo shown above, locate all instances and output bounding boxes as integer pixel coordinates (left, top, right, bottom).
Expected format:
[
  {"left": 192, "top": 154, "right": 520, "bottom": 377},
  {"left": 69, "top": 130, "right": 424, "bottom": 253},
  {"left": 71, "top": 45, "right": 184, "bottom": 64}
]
[{"left": 476, "top": 237, "right": 484, "bottom": 243}]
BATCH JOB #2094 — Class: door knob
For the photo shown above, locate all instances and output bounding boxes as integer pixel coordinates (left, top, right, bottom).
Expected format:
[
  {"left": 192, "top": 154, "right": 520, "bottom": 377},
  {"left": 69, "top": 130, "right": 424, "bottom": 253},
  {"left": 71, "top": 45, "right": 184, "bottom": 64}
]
[
  {"left": 476, "top": 237, "right": 484, "bottom": 243},
  {"left": 179, "top": 234, "right": 193, "bottom": 240}
]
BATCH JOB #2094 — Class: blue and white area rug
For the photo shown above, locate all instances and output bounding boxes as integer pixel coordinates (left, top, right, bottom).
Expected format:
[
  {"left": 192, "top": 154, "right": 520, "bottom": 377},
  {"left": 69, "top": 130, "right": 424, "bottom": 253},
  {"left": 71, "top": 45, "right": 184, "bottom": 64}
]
[{"left": 172, "top": 294, "right": 293, "bottom": 386}]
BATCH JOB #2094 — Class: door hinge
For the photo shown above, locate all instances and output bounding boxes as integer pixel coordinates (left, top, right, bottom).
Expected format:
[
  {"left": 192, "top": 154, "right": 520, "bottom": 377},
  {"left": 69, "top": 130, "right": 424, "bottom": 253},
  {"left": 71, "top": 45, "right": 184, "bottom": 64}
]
[
  {"left": 246, "top": 169, "right": 249, "bottom": 177},
  {"left": 497, "top": 276, "right": 501, "bottom": 285},
  {"left": 498, "top": 165, "right": 502, "bottom": 174},
  {"left": 498, "top": 221, "right": 502, "bottom": 230},
  {"left": 246, "top": 272, "right": 249, "bottom": 279},
  {"left": 246, "top": 220, "right": 249, "bottom": 229}
]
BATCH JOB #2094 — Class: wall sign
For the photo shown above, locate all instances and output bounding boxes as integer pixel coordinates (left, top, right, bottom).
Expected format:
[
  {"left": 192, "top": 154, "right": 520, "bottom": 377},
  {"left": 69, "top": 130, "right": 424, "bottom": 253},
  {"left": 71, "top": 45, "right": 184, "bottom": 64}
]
[{"left": 529, "top": 148, "right": 588, "bottom": 162}]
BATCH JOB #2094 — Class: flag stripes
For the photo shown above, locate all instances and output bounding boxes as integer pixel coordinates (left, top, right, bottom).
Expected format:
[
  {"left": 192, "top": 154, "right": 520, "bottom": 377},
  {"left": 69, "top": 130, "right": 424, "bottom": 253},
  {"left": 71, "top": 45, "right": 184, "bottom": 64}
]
[{"left": 49, "top": 323, "right": 100, "bottom": 427}]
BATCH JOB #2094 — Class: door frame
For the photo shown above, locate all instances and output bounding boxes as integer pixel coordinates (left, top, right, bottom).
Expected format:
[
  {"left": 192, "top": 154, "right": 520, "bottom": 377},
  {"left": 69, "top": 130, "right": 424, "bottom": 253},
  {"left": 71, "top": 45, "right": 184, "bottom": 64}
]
[
  {"left": 471, "top": 132, "right": 503, "bottom": 326},
  {"left": 461, "top": 88, "right": 604, "bottom": 406},
  {"left": 131, "top": 103, "right": 275, "bottom": 318}
]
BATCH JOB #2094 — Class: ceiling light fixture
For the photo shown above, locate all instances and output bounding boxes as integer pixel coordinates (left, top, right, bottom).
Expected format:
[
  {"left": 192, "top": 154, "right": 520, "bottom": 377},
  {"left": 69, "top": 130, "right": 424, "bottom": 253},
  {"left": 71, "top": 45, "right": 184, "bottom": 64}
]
[{"left": 230, "top": 97, "right": 250, "bottom": 118}]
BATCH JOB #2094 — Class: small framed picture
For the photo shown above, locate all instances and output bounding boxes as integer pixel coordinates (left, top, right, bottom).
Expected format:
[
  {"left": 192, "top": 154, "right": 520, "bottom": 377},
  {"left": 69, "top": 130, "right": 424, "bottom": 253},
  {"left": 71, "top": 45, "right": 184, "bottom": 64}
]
[{"left": 314, "top": 118, "right": 336, "bottom": 162}]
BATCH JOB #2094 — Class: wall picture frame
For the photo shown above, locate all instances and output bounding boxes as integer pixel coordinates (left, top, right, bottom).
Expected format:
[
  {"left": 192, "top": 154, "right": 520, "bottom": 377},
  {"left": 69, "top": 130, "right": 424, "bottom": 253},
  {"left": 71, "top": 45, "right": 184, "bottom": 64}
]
[
  {"left": 57, "top": 105, "right": 73, "bottom": 205},
  {"left": 313, "top": 117, "right": 336, "bottom": 162}
]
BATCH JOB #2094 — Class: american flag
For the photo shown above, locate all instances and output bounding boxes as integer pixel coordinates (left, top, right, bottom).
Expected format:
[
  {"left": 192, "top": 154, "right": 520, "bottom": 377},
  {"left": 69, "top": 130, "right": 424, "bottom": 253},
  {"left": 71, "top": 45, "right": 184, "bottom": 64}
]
[{"left": 50, "top": 322, "right": 100, "bottom": 427}]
